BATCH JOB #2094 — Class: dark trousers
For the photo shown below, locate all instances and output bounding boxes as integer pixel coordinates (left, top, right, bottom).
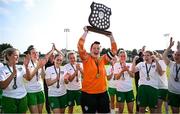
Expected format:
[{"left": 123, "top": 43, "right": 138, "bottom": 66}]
[
  {"left": 81, "top": 91, "right": 110, "bottom": 113},
  {"left": 44, "top": 79, "right": 51, "bottom": 114},
  {"left": 135, "top": 74, "right": 140, "bottom": 112}
]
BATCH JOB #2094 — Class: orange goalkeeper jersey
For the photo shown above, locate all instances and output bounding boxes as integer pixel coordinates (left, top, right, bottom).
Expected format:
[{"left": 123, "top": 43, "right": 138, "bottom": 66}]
[{"left": 77, "top": 38, "right": 117, "bottom": 94}]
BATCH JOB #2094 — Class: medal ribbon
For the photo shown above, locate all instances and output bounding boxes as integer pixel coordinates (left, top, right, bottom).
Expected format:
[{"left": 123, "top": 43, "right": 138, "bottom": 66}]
[
  {"left": 71, "top": 64, "right": 78, "bottom": 82},
  {"left": 6, "top": 64, "right": 17, "bottom": 89},
  {"left": 111, "top": 65, "right": 115, "bottom": 80},
  {"left": 54, "top": 65, "right": 60, "bottom": 88},
  {"left": 120, "top": 63, "right": 125, "bottom": 80},
  {"left": 145, "top": 63, "right": 152, "bottom": 79},
  {"left": 31, "top": 60, "right": 38, "bottom": 81},
  {"left": 175, "top": 64, "right": 180, "bottom": 80}
]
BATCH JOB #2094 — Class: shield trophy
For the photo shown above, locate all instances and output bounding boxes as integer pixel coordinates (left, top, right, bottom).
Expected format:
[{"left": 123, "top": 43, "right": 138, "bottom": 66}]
[{"left": 87, "top": 2, "right": 112, "bottom": 35}]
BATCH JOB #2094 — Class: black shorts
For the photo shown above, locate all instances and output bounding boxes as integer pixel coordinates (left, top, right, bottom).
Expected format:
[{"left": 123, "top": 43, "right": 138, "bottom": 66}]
[{"left": 81, "top": 91, "right": 110, "bottom": 113}]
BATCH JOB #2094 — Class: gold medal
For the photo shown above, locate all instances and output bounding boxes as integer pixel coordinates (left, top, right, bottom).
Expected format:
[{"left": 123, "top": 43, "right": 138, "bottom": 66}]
[
  {"left": 96, "top": 74, "right": 100, "bottom": 78},
  {"left": 146, "top": 77, "right": 150, "bottom": 81}
]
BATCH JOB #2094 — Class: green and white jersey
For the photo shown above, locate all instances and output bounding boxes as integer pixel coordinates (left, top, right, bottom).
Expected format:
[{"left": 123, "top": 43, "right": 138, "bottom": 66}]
[
  {"left": 106, "top": 65, "right": 117, "bottom": 88},
  {"left": 136, "top": 62, "right": 159, "bottom": 89},
  {"left": 157, "top": 60, "right": 168, "bottom": 89},
  {"left": 168, "top": 61, "right": 180, "bottom": 94},
  {"left": 114, "top": 63, "right": 133, "bottom": 92},
  {"left": 0, "top": 65, "right": 27, "bottom": 99},
  {"left": 64, "top": 63, "right": 82, "bottom": 90},
  {"left": 45, "top": 66, "right": 67, "bottom": 97},
  {"left": 25, "top": 61, "right": 43, "bottom": 93}
]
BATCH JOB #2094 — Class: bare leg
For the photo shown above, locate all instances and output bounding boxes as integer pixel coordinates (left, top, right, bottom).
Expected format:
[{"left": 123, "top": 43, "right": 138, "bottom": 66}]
[
  {"left": 118, "top": 102, "right": 124, "bottom": 113},
  {"left": 115, "top": 102, "right": 119, "bottom": 113},
  {"left": 68, "top": 106, "right": 73, "bottom": 114},
  {"left": 110, "top": 95, "right": 115, "bottom": 112},
  {"left": 157, "top": 99, "right": 163, "bottom": 113},
  {"left": 139, "top": 107, "right": 145, "bottom": 114},
  {"left": 60, "top": 108, "right": 66, "bottom": 114},
  {"left": 37, "top": 103, "right": 44, "bottom": 114},
  {"left": 127, "top": 102, "right": 134, "bottom": 113},
  {"left": 52, "top": 108, "right": 61, "bottom": 114},
  {"left": 29, "top": 105, "right": 39, "bottom": 113}
]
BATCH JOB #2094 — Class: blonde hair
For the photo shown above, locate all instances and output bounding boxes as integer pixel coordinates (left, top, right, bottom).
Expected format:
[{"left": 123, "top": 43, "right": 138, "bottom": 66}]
[
  {"left": 67, "top": 51, "right": 77, "bottom": 60},
  {"left": 118, "top": 49, "right": 127, "bottom": 58},
  {"left": 2, "top": 48, "right": 19, "bottom": 63}
]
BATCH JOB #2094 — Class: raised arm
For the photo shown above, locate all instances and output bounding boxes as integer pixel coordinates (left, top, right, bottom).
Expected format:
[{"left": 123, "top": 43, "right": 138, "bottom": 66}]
[
  {"left": 152, "top": 55, "right": 164, "bottom": 76},
  {"left": 44, "top": 44, "right": 55, "bottom": 60},
  {"left": 131, "top": 56, "right": 139, "bottom": 73},
  {"left": 105, "top": 33, "right": 117, "bottom": 55},
  {"left": 162, "top": 37, "right": 174, "bottom": 65},
  {"left": 77, "top": 26, "right": 89, "bottom": 60},
  {"left": 52, "top": 43, "right": 65, "bottom": 57},
  {"left": 177, "top": 41, "right": 180, "bottom": 51},
  {"left": 142, "top": 45, "right": 146, "bottom": 52}
]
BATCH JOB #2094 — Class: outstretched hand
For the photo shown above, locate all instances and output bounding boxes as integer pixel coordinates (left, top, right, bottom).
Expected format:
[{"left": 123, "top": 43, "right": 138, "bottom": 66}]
[
  {"left": 23, "top": 54, "right": 30, "bottom": 67},
  {"left": 177, "top": 41, "right": 180, "bottom": 50},
  {"left": 52, "top": 43, "right": 55, "bottom": 51},
  {"left": 83, "top": 26, "right": 88, "bottom": 32},
  {"left": 133, "top": 56, "right": 139, "bottom": 62},
  {"left": 168, "top": 37, "right": 175, "bottom": 49},
  {"left": 76, "top": 63, "right": 81, "bottom": 70},
  {"left": 105, "top": 33, "right": 113, "bottom": 38},
  {"left": 142, "top": 45, "right": 146, "bottom": 52},
  {"left": 110, "top": 56, "right": 117, "bottom": 65},
  {"left": 37, "top": 58, "right": 47, "bottom": 68}
]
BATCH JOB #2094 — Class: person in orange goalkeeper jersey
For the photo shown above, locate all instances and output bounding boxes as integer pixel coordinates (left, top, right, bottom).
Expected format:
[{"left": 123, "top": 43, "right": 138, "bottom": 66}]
[{"left": 77, "top": 26, "right": 117, "bottom": 113}]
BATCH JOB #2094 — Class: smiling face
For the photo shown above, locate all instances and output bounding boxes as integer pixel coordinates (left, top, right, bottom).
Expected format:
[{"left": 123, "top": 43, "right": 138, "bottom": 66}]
[
  {"left": 143, "top": 51, "right": 153, "bottom": 63},
  {"left": 68, "top": 53, "right": 76, "bottom": 64},
  {"left": 29, "top": 48, "right": 39, "bottom": 60},
  {"left": 119, "top": 52, "right": 127, "bottom": 63},
  {"left": 118, "top": 50, "right": 127, "bottom": 64},
  {"left": 54, "top": 54, "right": 63, "bottom": 67},
  {"left": 9, "top": 51, "right": 19, "bottom": 65},
  {"left": 90, "top": 42, "right": 101, "bottom": 58},
  {"left": 5, "top": 48, "right": 19, "bottom": 65}
]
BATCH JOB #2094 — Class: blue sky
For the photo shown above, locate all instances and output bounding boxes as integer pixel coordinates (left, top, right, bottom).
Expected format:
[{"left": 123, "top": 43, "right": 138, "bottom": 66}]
[{"left": 0, "top": 0, "right": 180, "bottom": 54}]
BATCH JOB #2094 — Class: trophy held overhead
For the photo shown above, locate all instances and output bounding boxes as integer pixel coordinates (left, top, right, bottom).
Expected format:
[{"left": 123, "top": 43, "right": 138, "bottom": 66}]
[{"left": 87, "top": 2, "right": 112, "bottom": 35}]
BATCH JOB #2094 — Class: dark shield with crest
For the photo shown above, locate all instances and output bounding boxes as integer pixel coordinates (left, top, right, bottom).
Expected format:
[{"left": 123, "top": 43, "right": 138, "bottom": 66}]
[{"left": 87, "top": 2, "right": 112, "bottom": 35}]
